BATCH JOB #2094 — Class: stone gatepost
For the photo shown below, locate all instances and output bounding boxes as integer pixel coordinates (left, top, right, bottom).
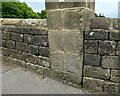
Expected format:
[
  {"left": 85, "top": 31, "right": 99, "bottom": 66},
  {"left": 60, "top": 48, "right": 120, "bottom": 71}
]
[{"left": 46, "top": 0, "right": 95, "bottom": 87}]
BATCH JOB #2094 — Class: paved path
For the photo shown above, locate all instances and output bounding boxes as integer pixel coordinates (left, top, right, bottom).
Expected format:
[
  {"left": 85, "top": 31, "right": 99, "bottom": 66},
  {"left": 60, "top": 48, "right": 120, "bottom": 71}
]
[{"left": 2, "top": 64, "right": 86, "bottom": 94}]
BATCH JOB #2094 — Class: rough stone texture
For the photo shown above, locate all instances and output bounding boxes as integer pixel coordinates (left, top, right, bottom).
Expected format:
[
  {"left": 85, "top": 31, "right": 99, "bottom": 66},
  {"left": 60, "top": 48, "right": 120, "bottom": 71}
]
[
  {"left": 63, "top": 31, "right": 83, "bottom": 54},
  {"left": 6, "top": 40, "right": 15, "bottom": 49},
  {"left": 113, "top": 18, "right": 120, "bottom": 30},
  {"left": 83, "top": 77, "right": 104, "bottom": 92},
  {"left": 28, "top": 45, "right": 38, "bottom": 55},
  {"left": 15, "top": 59, "right": 26, "bottom": 68},
  {"left": 2, "top": 32, "right": 10, "bottom": 40},
  {"left": 20, "top": 19, "right": 47, "bottom": 29},
  {"left": 2, "top": 19, "right": 22, "bottom": 25},
  {"left": 2, "top": 40, "right": 6, "bottom": 47},
  {"left": 11, "top": 33, "right": 23, "bottom": 42},
  {"left": 31, "top": 36, "right": 48, "bottom": 46},
  {"left": 30, "top": 29, "right": 48, "bottom": 35},
  {"left": 102, "top": 56, "right": 119, "bottom": 69},
  {"left": 98, "top": 41, "right": 116, "bottom": 55},
  {"left": 90, "top": 17, "right": 111, "bottom": 30},
  {"left": 26, "top": 63, "right": 36, "bottom": 71},
  {"left": 103, "top": 81, "right": 119, "bottom": 94},
  {"left": 50, "top": 51, "right": 64, "bottom": 72},
  {"left": 48, "top": 31, "right": 64, "bottom": 52},
  {"left": 39, "top": 47, "right": 49, "bottom": 57},
  {"left": 47, "top": 10, "right": 63, "bottom": 30},
  {"left": 13, "top": 27, "right": 30, "bottom": 34},
  {"left": 38, "top": 56, "right": 50, "bottom": 68},
  {"left": 117, "top": 42, "right": 120, "bottom": 55},
  {"left": 111, "top": 70, "right": 120, "bottom": 83},
  {"left": 24, "top": 34, "right": 33, "bottom": 44},
  {"left": 21, "top": 53, "right": 38, "bottom": 64},
  {"left": 84, "top": 54, "right": 100, "bottom": 67},
  {"left": 109, "top": 31, "right": 120, "bottom": 40},
  {"left": 35, "top": 65, "right": 44, "bottom": 75},
  {"left": 84, "top": 40, "right": 98, "bottom": 54},
  {"left": 84, "top": 65, "right": 110, "bottom": 80},
  {"left": 64, "top": 53, "right": 83, "bottom": 75},
  {"left": 47, "top": 8, "right": 94, "bottom": 30},
  {"left": 49, "top": 30, "right": 83, "bottom": 54},
  {"left": 85, "top": 30, "right": 108, "bottom": 40},
  {"left": 16, "top": 42, "right": 28, "bottom": 52}
]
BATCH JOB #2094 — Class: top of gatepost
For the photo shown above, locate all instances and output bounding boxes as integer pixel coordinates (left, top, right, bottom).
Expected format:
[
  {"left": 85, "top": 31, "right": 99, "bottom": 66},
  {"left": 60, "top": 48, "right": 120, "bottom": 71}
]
[{"left": 45, "top": 0, "right": 95, "bottom": 11}]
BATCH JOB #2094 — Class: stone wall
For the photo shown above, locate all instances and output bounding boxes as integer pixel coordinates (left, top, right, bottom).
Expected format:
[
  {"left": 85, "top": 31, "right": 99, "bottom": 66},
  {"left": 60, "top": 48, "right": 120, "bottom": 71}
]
[
  {"left": 1, "top": 19, "right": 50, "bottom": 76},
  {"left": 1, "top": 18, "right": 120, "bottom": 94},
  {"left": 83, "top": 17, "right": 120, "bottom": 94}
]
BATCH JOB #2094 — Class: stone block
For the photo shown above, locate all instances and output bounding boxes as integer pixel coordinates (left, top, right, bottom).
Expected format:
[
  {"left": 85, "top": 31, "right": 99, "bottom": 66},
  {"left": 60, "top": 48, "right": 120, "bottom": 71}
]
[
  {"left": 111, "top": 70, "right": 120, "bottom": 83},
  {"left": 26, "top": 63, "right": 36, "bottom": 71},
  {"left": 16, "top": 59, "right": 26, "bottom": 68},
  {"left": 4, "top": 27, "right": 13, "bottom": 32},
  {"left": 2, "top": 48, "right": 10, "bottom": 57},
  {"left": 24, "top": 34, "right": 33, "bottom": 44},
  {"left": 63, "top": 72, "right": 82, "bottom": 88},
  {"left": 103, "top": 81, "right": 119, "bottom": 94},
  {"left": 35, "top": 65, "right": 44, "bottom": 76},
  {"left": 83, "top": 77, "right": 104, "bottom": 92},
  {"left": 50, "top": 69, "right": 65, "bottom": 81},
  {"left": 2, "top": 31, "right": 10, "bottom": 40},
  {"left": 47, "top": 10, "right": 63, "bottom": 30},
  {"left": 28, "top": 45, "right": 38, "bottom": 55},
  {"left": 117, "top": 42, "right": 120, "bottom": 55},
  {"left": 2, "top": 40, "right": 6, "bottom": 47},
  {"left": 11, "top": 33, "right": 23, "bottom": 42},
  {"left": 98, "top": 41, "right": 116, "bottom": 55},
  {"left": 10, "top": 50, "right": 22, "bottom": 60},
  {"left": 6, "top": 40, "right": 15, "bottom": 49},
  {"left": 41, "top": 57, "right": 50, "bottom": 68},
  {"left": 2, "top": 19, "right": 22, "bottom": 25},
  {"left": 31, "top": 35, "right": 48, "bottom": 46},
  {"left": 2, "top": 57, "right": 12, "bottom": 65},
  {"left": 64, "top": 53, "right": 83, "bottom": 75},
  {"left": 38, "top": 56, "right": 50, "bottom": 68},
  {"left": 37, "top": 56, "right": 42, "bottom": 66},
  {"left": 39, "top": 47, "right": 49, "bottom": 57},
  {"left": 48, "top": 31, "right": 64, "bottom": 52},
  {"left": 50, "top": 51, "right": 64, "bottom": 72},
  {"left": 84, "top": 65, "right": 110, "bottom": 80},
  {"left": 49, "top": 30, "right": 83, "bottom": 54},
  {"left": 13, "top": 27, "right": 30, "bottom": 34},
  {"left": 90, "top": 17, "right": 111, "bottom": 30},
  {"left": 21, "top": 53, "right": 38, "bottom": 64},
  {"left": 85, "top": 30, "right": 108, "bottom": 40},
  {"left": 102, "top": 56, "right": 119, "bottom": 69},
  {"left": 84, "top": 54, "right": 100, "bottom": 67},
  {"left": 16, "top": 42, "right": 28, "bottom": 52},
  {"left": 63, "top": 31, "right": 83, "bottom": 54},
  {"left": 109, "top": 31, "right": 120, "bottom": 40},
  {"left": 63, "top": 9, "right": 83, "bottom": 30},
  {"left": 30, "top": 29, "right": 48, "bottom": 35},
  {"left": 113, "top": 18, "right": 120, "bottom": 30},
  {"left": 84, "top": 40, "right": 98, "bottom": 54}
]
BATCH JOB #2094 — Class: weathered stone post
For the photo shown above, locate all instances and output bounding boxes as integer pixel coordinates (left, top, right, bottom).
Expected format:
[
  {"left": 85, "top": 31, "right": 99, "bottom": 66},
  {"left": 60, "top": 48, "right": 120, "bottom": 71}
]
[{"left": 45, "top": 0, "right": 95, "bottom": 87}]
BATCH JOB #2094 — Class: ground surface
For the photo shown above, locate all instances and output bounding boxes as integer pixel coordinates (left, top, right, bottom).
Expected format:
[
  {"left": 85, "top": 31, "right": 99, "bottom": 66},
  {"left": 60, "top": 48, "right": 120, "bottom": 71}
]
[{"left": 2, "top": 64, "right": 86, "bottom": 94}]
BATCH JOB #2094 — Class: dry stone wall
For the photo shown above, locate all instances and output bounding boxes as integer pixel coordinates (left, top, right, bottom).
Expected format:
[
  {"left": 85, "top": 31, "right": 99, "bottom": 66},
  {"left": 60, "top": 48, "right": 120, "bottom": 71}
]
[
  {"left": 1, "top": 19, "right": 50, "bottom": 75},
  {"left": 83, "top": 17, "right": 120, "bottom": 94},
  {"left": 1, "top": 17, "right": 120, "bottom": 94}
]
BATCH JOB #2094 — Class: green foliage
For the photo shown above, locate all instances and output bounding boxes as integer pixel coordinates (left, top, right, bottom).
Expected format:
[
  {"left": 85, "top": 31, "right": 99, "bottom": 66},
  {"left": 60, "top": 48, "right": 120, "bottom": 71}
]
[
  {"left": 37, "top": 10, "right": 47, "bottom": 19},
  {"left": 2, "top": 2, "right": 41, "bottom": 19}
]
